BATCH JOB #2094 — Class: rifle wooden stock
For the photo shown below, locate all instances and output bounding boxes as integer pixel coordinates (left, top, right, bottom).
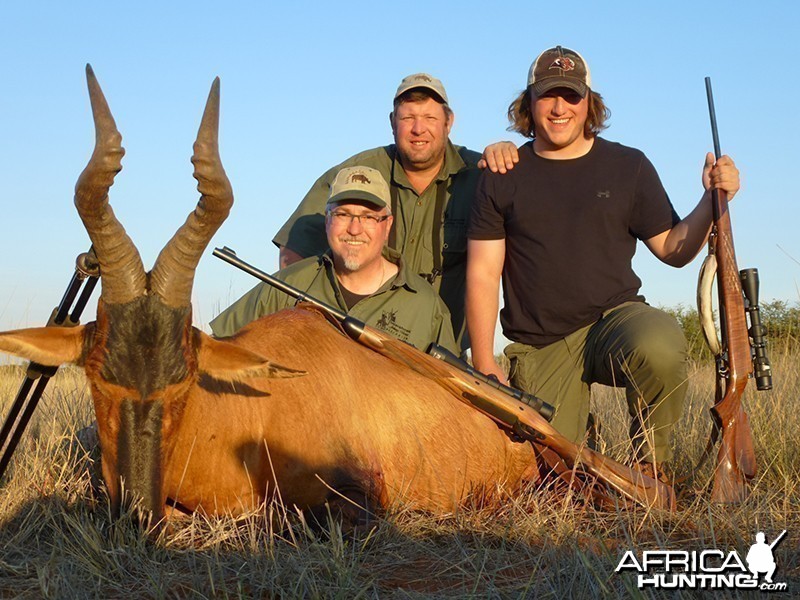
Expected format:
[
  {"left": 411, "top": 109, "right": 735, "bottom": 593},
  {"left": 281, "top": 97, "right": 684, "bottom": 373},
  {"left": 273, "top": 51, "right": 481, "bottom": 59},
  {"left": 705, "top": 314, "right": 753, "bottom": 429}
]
[
  {"left": 363, "top": 332, "right": 676, "bottom": 511},
  {"left": 705, "top": 78, "right": 756, "bottom": 503},
  {"left": 709, "top": 187, "right": 756, "bottom": 503}
]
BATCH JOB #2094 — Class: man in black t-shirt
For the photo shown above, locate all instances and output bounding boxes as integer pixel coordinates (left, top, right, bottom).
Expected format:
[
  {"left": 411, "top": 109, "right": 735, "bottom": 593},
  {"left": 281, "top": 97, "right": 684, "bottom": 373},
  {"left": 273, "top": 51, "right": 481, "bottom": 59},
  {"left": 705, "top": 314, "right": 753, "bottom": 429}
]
[{"left": 467, "top": 46, "right": 741, "bottom": 477}]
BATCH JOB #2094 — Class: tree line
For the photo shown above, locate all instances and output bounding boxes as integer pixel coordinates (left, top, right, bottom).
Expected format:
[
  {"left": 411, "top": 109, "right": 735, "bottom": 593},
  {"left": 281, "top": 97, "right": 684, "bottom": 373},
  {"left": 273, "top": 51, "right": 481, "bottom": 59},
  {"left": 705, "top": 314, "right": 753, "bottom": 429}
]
[{"left": 664, "top": 300, "right": 800, "bottom": 362}]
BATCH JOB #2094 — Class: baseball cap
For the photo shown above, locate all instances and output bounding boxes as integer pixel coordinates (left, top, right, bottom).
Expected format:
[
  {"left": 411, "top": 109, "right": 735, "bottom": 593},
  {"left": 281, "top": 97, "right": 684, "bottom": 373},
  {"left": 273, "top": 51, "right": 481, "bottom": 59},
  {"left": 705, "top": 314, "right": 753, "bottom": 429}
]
[
  {"left": 327, "top": 166, "right": 390, "bottom": 209},
  {"left": 394, "top": 73, "right": 449, "bottom": 104},
  {"left": 527, "top": 46, "right": 592, "bottom": 97}
]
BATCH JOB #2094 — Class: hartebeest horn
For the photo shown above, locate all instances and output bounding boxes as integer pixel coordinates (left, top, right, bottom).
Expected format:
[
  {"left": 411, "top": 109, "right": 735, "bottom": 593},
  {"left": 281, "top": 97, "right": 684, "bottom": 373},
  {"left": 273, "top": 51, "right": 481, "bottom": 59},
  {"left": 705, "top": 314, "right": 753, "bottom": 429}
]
[
  {"left": 150, "top": 78, "right": 232, "bottom": 308},
  {"left": 75, "top": 64, "right": 147, "bottom": 304}
]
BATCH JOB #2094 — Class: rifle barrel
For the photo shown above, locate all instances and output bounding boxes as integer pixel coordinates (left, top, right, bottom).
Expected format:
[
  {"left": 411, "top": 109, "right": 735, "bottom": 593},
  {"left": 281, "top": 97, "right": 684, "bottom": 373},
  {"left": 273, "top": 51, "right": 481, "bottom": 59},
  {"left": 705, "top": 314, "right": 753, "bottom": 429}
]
[
  {"left": 705, "top": 77, "right": 722, "bottom": 160},
  {"left": 213, "top": 247, "right": 347, "bottom": 321}
]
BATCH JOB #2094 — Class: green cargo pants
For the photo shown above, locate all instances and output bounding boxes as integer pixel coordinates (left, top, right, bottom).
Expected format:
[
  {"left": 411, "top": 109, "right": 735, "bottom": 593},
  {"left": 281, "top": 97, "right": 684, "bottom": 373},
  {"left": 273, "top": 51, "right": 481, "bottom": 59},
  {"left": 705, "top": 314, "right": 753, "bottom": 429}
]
[{"left": 505, "top": 302, "right": 688, "bottom": 463}]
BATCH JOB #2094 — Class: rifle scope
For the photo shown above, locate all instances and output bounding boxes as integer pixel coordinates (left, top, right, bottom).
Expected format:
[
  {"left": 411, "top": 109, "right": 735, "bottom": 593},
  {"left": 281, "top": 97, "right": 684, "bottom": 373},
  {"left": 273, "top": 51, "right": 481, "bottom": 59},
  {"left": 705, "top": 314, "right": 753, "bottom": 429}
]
[
  {"left": 740, "top": 268, "right": 773, "bottom": 391},
  {"left": 426, "top": 344, "right": 555, "bottom": 422}
]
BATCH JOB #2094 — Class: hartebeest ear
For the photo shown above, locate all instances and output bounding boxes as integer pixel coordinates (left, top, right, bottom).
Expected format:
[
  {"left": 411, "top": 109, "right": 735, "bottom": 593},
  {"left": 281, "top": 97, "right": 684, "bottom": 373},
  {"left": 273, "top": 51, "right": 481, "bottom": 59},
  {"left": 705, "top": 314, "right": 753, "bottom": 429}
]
[
  {"left": 0, "top": 326, "right": 87, "bottom": 366},
  {"left": 194, "top": 329, "right": 306, "bottom": 381}
]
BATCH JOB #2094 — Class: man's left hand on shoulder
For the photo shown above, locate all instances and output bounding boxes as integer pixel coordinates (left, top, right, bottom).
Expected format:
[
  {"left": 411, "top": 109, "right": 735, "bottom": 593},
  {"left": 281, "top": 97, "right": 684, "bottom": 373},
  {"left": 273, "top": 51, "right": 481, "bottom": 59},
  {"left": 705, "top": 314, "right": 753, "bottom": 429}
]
[
  {"left": 477, "top": 141, "right": 519, "bottom": 173},
  {"left": 703, "top": 152, "right": 740, "bottom": 200}
]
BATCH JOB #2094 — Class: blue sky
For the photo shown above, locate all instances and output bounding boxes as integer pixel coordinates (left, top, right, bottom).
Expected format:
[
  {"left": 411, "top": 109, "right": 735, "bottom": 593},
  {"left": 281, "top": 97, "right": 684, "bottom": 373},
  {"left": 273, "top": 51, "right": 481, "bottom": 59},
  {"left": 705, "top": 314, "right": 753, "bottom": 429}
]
[{"left": 2, "top": 2, "right": 798, "bottom": 351}]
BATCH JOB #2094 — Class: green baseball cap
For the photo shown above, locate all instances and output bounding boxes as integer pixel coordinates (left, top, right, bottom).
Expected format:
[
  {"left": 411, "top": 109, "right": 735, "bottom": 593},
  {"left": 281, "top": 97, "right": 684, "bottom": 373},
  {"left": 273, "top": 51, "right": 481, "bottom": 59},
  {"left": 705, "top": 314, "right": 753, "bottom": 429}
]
[
  {"left": 327, "top": 166, "right": 390, "bottom": 209},
  {"left": 394, "top": 73, "right": 449, "bottom": 105}
]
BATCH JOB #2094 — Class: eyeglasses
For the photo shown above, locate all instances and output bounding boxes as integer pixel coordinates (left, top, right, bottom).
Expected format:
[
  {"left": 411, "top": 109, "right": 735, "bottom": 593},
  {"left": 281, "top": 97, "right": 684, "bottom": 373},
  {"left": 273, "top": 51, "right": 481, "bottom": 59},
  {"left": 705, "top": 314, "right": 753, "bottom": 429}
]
[{"left": 329, "top": 210, "right": 390, "bottom": 229}]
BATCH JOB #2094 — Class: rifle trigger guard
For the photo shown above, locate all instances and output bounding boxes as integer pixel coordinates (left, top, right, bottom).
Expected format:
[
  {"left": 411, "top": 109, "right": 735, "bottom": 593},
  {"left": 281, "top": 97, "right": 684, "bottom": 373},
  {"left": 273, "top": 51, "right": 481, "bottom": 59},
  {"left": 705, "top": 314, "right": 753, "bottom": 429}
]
[{"left": 697, "top": 253, "right": 721, "bottom": 356}]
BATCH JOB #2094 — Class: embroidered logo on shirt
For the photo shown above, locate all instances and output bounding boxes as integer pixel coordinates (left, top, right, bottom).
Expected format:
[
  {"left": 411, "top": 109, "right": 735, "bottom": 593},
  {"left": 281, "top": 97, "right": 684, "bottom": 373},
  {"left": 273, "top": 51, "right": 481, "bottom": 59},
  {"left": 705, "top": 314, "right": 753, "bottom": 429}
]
[
  {"left": 596, "top": 190, "right": 611, "bottom": 199},
  {"left": 377, "top": 310, "right": 396, "bottom": 328},
  {"left": 376, "top": 309, "right": 411, "bottom": 341}
]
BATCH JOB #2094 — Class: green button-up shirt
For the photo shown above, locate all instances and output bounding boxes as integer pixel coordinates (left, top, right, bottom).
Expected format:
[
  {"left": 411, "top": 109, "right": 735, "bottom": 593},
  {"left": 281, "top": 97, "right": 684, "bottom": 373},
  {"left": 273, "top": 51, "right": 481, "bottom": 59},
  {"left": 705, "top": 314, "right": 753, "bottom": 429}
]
[{"left": 210, "top": 250, "right": 458, "bottom": 354}]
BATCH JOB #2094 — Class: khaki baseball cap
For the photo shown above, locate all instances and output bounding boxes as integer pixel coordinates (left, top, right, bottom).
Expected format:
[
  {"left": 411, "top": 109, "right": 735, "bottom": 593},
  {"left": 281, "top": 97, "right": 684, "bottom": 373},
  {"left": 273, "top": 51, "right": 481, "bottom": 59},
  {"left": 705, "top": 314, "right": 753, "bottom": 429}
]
[
  {"left": 394, "top": 73, "right": 449, "bottom": 104},
  {"left": 527, "top": 46, "right": 592, "bottom": 97},
  {"left": 327, "top": 166, "right": 390, "bottom": 209}
]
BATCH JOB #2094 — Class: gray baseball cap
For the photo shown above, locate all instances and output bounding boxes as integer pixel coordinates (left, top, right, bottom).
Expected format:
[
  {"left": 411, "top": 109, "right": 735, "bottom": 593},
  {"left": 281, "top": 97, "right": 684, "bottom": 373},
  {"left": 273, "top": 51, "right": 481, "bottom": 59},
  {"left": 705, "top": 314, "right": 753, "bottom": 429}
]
[
  {"left": 327, "top": 166, "right": 390, "bottom": 209},
  {"left": 394, "top": 73, "right": 449, "bottom": 104},
  {"left": 527, "top": 46, "right": 592, "bottom": 97}
]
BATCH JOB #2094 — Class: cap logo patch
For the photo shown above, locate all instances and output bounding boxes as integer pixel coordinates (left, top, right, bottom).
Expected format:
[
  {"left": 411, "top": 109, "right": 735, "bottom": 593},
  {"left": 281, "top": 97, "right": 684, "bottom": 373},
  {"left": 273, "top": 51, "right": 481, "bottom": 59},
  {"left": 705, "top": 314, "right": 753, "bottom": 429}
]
[
  {"left": 350, "top": 173, "right": 371, "bottom": 185},
  {"left": 414, "top": 74, "right": 433, "bottom": 82},
  {"left": 548, "top": 57, "right": 575, "bottom": 72}
]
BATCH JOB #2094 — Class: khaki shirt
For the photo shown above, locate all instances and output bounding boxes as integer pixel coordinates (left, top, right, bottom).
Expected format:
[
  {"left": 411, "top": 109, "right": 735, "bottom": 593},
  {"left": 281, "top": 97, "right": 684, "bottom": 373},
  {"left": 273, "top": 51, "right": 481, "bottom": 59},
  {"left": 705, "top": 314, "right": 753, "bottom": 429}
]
[
  {"left": 210, "top": 250, "right": 458, "bottom": 354},
  {"left": 272, "top": 141, "right": 481, "bottom": 350}
]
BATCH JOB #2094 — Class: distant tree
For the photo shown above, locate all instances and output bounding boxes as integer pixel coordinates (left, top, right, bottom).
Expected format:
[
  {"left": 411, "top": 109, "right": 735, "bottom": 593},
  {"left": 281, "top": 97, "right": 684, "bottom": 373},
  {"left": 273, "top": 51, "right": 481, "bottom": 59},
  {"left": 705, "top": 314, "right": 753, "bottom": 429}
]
[{"left": 660, "top": 301, "right": 800, "bottom": 363}]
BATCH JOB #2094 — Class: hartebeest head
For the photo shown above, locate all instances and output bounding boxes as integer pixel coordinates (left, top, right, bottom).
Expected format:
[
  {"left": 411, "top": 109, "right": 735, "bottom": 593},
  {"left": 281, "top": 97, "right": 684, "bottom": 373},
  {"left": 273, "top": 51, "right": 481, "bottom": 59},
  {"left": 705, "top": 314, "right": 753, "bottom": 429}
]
[{"left": 0, "top": 66, "right": 301, "bottom": 523}]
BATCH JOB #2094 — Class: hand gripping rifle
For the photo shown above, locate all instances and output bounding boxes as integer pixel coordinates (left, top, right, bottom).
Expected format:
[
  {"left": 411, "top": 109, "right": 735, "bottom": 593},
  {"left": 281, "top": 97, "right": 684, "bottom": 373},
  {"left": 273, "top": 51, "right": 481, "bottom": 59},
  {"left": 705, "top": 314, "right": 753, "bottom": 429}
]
[
  {"left": 214, "top": 246, "right": 676, "bottom": 510},
  {"left": 0, "top": 248, "right": 100, "bottom": 481},
  {"left": 697, "top": 78, "right": 772, "bottom": 503}
]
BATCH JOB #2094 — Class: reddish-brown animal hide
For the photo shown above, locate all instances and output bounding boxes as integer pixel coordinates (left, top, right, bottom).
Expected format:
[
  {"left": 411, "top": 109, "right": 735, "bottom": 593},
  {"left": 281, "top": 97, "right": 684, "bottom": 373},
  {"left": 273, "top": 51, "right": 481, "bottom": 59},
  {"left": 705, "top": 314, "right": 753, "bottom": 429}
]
[{"left": 165, "top": 307, "right": 538, "bottom": 516}]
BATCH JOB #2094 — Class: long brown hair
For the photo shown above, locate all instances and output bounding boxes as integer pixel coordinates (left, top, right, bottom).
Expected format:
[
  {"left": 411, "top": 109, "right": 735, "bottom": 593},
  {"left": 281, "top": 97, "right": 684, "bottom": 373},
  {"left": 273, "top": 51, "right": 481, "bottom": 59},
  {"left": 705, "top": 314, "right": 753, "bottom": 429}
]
[{"left": 507, "top": 87, "right": 610, "bottom": 139}]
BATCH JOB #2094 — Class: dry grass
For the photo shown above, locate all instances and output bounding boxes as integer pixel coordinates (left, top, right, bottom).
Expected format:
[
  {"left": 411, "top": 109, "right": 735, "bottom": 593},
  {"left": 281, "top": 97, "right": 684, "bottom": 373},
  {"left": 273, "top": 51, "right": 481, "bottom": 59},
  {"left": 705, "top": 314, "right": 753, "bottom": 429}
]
[{"left": 0, "top": 357, "right": 798, "bottom": 598}]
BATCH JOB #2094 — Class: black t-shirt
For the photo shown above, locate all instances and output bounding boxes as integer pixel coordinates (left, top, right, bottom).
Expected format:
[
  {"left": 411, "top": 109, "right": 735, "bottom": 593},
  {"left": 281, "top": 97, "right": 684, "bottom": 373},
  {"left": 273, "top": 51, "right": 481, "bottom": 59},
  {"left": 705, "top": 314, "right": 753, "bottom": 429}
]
[{"left": 468, "top": 138, "right": 680, "bottom": 347}]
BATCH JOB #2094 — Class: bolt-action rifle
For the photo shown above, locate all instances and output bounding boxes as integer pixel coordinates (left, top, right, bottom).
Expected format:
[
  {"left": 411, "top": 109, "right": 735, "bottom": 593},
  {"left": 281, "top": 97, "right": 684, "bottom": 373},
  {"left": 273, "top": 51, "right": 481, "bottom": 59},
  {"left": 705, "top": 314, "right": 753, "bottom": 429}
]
[
  {"left": 214, "top": 246, "right": 676, "bottom": 510},
  {"left": 0, "top": 249, "right": 100, "bottom": 481},
  {"left": 698, "top": 78, "right": 772, "bottom": 503}
]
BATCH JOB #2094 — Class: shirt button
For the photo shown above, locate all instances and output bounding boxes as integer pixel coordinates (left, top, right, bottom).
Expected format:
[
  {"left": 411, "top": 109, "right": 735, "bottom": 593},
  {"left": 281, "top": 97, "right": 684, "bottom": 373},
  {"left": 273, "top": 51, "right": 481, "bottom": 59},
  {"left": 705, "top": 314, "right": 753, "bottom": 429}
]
[
  {"left": 417, "top": 200, "right": 422, "bottom": 206},
  {"left": 409, "top": 237, "right": 415, "bottom": 243}
]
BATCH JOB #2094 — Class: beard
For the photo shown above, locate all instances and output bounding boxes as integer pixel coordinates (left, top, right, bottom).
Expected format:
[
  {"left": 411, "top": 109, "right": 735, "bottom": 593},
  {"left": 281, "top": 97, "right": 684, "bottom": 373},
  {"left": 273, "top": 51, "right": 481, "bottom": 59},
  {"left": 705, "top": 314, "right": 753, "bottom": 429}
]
[
  {"left": 342, "top": 254, "right": 362, "bottom": 272},
  {"left": 337, "top": 237, "right": 369, "bottom": 272}
]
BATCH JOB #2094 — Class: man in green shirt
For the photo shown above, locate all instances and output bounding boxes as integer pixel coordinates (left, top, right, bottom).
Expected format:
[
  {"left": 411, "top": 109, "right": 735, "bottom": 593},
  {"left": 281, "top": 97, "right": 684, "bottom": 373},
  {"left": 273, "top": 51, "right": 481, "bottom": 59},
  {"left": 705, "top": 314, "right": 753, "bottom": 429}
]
[
  {"left": 272, "top": 73, "right": 481, "bottom": 351},
  {"left": 212, "top": 166, "right": 458, "bottom": 354}
]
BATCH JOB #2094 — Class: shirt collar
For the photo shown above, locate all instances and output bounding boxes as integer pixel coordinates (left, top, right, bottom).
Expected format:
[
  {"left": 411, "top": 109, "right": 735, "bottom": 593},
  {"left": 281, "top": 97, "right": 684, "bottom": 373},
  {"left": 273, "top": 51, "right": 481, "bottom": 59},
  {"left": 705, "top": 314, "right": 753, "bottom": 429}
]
[{"left": 320, "top": 247, "right": 418, "bottom": 294}]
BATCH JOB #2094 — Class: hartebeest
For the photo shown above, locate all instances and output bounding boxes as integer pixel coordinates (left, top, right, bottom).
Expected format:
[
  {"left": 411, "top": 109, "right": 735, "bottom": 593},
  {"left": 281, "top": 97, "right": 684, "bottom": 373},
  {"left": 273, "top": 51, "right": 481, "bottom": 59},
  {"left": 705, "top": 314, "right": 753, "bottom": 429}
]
[{"left": 0, "top": 67, "right": 539, "bottom": 524}]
